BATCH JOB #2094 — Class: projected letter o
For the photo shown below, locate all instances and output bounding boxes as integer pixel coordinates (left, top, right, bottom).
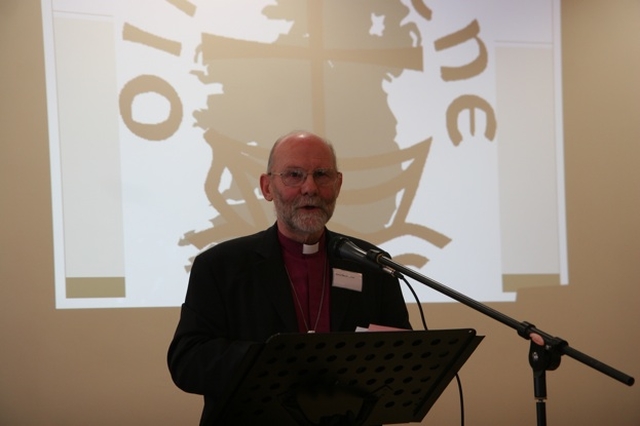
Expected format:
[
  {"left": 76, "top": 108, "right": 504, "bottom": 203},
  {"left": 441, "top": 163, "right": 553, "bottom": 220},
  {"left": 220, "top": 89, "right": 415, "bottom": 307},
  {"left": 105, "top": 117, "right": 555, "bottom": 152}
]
[{"left": 119, "top": 75, "right": 182, "bottom": 141}]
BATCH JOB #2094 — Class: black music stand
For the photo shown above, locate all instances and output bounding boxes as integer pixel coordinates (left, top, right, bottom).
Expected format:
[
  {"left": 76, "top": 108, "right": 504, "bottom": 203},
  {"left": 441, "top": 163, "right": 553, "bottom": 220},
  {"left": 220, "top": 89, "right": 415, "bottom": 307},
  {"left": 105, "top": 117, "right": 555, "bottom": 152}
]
[{"left": 215, "top": 329, "right": 483, "bottom": 425}]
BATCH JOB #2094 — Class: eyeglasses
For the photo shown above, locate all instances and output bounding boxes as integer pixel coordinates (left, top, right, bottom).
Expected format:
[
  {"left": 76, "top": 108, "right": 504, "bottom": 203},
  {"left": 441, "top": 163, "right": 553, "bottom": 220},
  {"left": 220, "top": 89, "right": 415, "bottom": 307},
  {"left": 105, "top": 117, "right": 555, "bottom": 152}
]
[{"left": 268, "top": 168, "right": 339, "bottom": 187}]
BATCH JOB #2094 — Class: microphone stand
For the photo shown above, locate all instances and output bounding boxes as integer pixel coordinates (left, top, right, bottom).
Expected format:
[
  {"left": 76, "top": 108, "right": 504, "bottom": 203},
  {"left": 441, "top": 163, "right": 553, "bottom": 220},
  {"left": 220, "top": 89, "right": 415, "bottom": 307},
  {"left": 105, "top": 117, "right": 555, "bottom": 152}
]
[{"left": 366, "top": 250, "right": 635, "bottom": 426}]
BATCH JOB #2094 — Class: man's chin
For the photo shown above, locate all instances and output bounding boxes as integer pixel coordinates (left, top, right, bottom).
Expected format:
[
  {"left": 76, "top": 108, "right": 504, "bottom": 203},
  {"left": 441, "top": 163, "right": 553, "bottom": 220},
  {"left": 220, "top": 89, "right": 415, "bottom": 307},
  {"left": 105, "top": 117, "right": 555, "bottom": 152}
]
[{"left": 291, "top": 213, "right": 329, "bottom": 234}]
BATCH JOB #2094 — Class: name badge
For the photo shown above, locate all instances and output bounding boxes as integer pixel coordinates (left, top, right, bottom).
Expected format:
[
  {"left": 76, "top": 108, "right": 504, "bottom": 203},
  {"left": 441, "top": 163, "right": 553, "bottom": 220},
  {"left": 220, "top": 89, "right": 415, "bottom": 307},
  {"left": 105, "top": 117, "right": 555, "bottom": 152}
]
[{"left": 332, "top": 268, "right": 363, "bottom": 292}]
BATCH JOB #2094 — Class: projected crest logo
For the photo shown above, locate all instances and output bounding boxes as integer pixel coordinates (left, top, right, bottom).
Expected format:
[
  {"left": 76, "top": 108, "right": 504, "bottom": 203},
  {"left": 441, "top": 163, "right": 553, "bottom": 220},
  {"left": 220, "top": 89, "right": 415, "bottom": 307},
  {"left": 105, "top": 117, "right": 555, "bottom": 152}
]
[
  {"left": 42, "top": 0, "right": 567, "bottom": 308},
  {"left": 120, "top": 1, "right": 493, "bottom": 265}
]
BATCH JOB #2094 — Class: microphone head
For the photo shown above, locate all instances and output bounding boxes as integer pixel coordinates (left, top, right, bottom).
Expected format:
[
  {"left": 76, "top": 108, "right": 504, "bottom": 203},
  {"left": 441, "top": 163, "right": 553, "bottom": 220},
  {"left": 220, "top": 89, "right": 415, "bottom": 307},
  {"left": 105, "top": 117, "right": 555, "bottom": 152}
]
[
  {"left": 328, "top": 235, "right": 349, "bottom": 258},
  {"left": 329, "top": 235, "right": 367, "bottom": 262},
  {"left": 328, "top": 235, "right": 401, "bottom": 278}
]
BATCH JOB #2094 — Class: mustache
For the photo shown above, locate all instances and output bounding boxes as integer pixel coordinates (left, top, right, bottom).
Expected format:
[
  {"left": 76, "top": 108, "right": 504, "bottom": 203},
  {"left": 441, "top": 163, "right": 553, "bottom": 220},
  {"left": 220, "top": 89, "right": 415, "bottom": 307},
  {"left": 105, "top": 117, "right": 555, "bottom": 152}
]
[{"left": 293, "top": 197, "right": 327, "bottom": 209}]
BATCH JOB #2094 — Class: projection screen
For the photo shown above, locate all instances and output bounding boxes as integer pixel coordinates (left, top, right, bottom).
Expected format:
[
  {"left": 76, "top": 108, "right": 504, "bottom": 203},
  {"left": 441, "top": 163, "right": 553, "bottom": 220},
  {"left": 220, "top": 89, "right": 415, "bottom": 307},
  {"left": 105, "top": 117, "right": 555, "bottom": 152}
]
[{"left": 40, "top": 0, "right": 567, "bottom": 309}]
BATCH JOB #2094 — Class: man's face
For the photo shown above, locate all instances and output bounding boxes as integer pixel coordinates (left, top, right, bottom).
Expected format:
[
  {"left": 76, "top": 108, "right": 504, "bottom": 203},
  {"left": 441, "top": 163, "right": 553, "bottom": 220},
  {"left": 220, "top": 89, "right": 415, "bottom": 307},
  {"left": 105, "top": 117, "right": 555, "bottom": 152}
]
[{"left": 260, "top": 133, "right": 342, "bottom": 243}]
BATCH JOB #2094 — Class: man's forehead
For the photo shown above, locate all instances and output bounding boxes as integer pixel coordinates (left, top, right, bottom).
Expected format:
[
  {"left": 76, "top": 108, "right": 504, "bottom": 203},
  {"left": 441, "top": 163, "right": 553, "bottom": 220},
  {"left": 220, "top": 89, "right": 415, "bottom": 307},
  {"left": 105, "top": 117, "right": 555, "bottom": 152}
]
[{"left": 273, "top": 137, "right": 333, "bottom": 165}]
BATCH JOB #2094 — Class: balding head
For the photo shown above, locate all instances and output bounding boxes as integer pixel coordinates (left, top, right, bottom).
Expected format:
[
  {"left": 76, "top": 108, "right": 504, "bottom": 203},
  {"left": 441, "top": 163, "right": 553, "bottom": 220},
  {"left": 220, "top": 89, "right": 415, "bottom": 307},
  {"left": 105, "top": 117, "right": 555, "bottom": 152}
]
[{"left": 267, "top": 130, "right": 338, "bottom": 174}]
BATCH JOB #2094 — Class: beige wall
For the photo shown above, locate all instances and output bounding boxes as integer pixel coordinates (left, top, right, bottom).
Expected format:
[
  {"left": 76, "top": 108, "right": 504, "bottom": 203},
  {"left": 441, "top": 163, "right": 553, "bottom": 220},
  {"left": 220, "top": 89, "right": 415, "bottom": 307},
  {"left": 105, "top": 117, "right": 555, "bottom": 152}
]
[{"left": 1, "top": 1, "right": 638, "bottom": 424}]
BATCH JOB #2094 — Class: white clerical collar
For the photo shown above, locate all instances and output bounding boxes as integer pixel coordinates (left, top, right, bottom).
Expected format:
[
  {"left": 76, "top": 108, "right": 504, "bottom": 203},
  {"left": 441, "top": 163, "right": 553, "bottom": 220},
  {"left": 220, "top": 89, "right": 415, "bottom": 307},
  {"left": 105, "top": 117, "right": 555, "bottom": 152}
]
[{"left": 302, "top": 242, "right": 320, "bottom": 254}]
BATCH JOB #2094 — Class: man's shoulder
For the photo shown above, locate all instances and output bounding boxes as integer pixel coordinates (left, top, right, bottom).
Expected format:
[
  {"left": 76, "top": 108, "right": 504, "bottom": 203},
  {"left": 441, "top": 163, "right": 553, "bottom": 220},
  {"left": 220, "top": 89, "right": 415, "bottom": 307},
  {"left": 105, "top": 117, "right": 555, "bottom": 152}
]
[{"left": 196, "top": 226, "right": 276, "bottom": 260}]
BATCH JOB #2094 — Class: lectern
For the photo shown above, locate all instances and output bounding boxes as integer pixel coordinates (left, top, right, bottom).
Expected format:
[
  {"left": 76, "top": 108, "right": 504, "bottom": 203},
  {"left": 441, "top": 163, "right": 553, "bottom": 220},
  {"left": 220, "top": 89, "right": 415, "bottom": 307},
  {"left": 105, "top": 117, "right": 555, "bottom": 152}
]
[{"left": 214, "top": 329, "right": 483, "bottom": 425}]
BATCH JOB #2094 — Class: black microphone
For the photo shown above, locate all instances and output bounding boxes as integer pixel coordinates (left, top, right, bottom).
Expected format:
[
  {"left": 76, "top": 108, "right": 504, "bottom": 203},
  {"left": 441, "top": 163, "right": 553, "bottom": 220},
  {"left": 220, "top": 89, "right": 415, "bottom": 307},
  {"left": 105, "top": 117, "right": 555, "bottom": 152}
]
[{"left": 329, "top": 236, "right": 402, "bottom": 278}]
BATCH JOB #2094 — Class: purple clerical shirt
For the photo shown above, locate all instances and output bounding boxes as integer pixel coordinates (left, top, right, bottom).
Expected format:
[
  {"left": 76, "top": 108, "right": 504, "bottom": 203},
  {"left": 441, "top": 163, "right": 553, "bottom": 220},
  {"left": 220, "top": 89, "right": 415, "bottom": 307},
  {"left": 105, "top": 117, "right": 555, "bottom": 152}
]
[{"left": 278, "top": 231, "right": 331, "bottom": 333}]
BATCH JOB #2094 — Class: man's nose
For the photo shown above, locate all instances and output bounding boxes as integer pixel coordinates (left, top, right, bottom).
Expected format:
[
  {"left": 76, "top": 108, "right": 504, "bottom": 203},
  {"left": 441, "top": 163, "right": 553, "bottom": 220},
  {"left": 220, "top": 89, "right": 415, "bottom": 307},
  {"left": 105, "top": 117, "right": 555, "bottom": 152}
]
[{"left": 299, "top": 173, "right": 319, "bottom": 194}]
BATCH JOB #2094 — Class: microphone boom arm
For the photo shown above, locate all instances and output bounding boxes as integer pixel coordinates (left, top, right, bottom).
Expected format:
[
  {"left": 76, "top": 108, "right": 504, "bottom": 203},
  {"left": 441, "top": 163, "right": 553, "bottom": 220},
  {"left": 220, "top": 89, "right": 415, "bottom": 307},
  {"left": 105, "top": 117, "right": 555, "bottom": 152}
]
[{"left": 366, "top": 249, "right": 635, "bottom": 387}]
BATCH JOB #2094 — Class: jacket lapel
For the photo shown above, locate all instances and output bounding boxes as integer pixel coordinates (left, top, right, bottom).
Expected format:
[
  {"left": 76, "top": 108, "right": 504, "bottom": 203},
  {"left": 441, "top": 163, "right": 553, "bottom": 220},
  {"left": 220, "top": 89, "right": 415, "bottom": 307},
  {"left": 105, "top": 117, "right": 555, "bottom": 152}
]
[
  {"left": 252, "top": 226, "right": 358, "bottom": 333},
  {"left": 253, "top": 225, "right": 299, "bottom": 332},
  {"left": 326, "top": 230, "right": 356, "bottom": 331}
]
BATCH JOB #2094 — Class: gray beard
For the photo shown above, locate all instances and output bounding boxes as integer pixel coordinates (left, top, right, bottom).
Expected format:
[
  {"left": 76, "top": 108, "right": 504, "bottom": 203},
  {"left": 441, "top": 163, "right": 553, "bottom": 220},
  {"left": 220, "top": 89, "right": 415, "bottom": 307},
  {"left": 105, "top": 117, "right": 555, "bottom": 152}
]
[{"left": 284, "top": 209, "right": 330, "bottom": 235}]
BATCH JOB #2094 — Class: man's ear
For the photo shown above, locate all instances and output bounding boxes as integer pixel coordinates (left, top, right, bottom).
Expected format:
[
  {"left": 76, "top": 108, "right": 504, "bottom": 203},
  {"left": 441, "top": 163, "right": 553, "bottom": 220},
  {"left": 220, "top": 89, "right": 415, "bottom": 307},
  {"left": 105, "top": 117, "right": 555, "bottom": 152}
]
[{"left": 259, "top": 174, "right": 273, "bottom": 201}]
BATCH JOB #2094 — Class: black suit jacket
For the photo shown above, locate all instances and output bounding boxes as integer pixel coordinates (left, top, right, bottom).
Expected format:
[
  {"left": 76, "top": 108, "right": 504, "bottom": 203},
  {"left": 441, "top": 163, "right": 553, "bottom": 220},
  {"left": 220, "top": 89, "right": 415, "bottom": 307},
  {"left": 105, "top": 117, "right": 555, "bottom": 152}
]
[{"left": 167, "top": 224, "right": 411, "bottom": 425}]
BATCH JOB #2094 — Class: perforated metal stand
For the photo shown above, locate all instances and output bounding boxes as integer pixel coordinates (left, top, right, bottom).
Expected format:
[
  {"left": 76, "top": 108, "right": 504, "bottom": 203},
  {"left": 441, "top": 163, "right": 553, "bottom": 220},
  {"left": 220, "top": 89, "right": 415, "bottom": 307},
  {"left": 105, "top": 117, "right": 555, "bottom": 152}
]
[{"left": 216, "top": 329, "right": 483, "bottom": 426}]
